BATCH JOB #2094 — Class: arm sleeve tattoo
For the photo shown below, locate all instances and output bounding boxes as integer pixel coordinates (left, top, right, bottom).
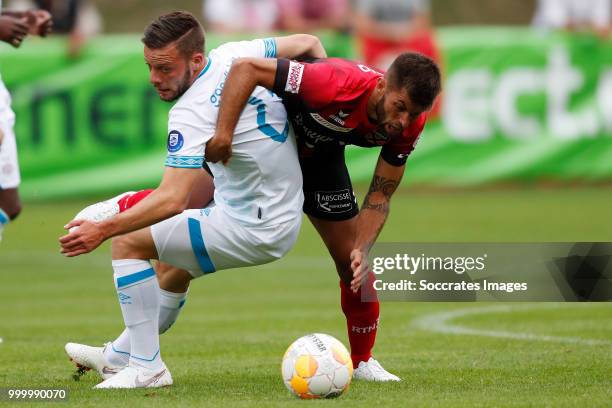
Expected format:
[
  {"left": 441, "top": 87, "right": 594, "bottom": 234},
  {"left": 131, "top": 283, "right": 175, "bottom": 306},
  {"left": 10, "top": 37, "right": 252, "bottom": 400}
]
[{"left": 362, "top": 175, "right": 399, "bottom": 213}]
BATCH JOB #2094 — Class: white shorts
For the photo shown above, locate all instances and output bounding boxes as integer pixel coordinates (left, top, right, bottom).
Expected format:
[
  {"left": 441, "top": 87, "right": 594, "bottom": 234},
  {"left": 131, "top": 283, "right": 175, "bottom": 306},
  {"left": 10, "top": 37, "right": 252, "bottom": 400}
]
[
  {"left": 0, "top": 80, "right": 19, "bottom": 190},
  {"left": 151, "top": 204, "right": 302, "bottom": 278}
]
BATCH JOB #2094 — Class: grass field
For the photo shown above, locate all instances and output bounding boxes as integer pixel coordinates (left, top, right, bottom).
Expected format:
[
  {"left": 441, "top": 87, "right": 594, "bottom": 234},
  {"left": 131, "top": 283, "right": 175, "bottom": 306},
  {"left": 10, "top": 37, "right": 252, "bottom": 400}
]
[{"left": 1, "top": 187, "right": 611, "bottom": 407}]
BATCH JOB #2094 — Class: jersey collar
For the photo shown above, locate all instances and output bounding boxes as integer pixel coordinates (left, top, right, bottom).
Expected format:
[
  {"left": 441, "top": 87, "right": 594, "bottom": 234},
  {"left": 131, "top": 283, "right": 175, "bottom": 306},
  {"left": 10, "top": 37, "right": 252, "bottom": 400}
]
[{"left": 197, "top": 58, "right": 212, "bottom": 79}]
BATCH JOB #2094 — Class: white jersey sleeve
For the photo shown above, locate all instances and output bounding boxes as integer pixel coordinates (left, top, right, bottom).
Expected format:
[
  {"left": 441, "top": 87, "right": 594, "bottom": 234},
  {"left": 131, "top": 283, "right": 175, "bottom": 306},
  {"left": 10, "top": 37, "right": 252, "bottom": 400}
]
[
  {"left": 212, "top": 38, "right": 277, "bottom": 60},
  {"left": 164, "top": 103, "right": 213, "bottom": 169}
]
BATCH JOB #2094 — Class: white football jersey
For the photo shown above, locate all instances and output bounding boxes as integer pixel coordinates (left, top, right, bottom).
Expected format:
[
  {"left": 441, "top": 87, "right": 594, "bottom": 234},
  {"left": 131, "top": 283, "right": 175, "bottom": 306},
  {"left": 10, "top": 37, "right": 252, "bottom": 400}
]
[{"left": 165, "top": 38, "right": 303, "bottom": 226}]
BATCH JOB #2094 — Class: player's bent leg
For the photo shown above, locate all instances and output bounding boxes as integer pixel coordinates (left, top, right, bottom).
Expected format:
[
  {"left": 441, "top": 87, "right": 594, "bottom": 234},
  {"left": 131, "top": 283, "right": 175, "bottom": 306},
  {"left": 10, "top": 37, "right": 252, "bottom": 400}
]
[
  {"left": 70, "top": 266, "right": 193, "bottom": 380},
  {"left": 70, "top": 237, "right": 194, "bottom": 381},
  {"left": 308, "top": 215, "right": 356, "bottom": 285},
  {"left": 111, "top": 227, "right": 158, "bottom": 260},
  {"left": 0, "top": 188, "right": 21, "bottom": 219},
  {"left": 308, "top": 215, "right": 399, "bottom": 381},
  {"left": 0, "top": 188, "right": 21, "bottom": 242},
  {"left": 102, "top": 265, "right": 191, "bottom": 370},
  {"left": 93, "top": 227, "right": 171, "bottom": 389},
  {"left": 155, "top": 264, "right": 191, "bottom": 334}
]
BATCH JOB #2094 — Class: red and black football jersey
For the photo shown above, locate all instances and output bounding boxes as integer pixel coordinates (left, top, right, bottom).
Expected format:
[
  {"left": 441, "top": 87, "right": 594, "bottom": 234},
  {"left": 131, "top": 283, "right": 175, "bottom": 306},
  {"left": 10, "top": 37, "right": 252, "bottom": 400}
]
[{"left": 272, "top": 58, "right": 427, "bottom": 166}]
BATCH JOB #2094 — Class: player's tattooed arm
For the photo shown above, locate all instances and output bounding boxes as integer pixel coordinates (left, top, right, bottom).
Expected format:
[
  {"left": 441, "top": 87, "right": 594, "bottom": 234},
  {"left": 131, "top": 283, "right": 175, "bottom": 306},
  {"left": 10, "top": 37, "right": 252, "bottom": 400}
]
[
  {"left": 362, "top": 175, "right": 400, "bottom": 214},
  {"left": 350, "top": 157, "right": 405, "bottom": 292}
]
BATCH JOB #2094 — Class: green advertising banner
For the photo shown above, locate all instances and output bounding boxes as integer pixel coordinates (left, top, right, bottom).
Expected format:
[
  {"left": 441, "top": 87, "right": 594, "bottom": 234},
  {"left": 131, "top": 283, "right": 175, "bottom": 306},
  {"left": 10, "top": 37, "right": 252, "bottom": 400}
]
[{"left": 1, "top": 28, "right": 611, "bottom": 199}]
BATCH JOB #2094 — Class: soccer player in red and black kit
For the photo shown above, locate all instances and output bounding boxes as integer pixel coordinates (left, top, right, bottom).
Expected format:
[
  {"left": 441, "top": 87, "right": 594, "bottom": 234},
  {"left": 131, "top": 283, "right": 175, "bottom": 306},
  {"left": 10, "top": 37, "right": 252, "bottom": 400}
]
[
  {"left": 73, "top": 52, "right": 440, "bottom": 382},
  {"left": 205, "top": 53, "right": 441, "bottom": 381}
]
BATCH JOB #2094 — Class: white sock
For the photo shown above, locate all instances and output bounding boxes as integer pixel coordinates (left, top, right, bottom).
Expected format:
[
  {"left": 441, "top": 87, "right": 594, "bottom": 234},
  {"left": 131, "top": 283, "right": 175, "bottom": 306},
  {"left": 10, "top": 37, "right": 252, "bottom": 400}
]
[
  {"left": 104, "top": 330, "right": 130, "bottom": 367},
  {"left": 112, "top": 259, "right": 162, "bottom": 371},
  {"left": 0, "top": 208, "right": 9, "bottom": 241},
  {"left": 104, "top": 288, "right": 188, "bottom": 364},
  {"left": 159, "top": 288, "right": 188, "bottom": 334}
]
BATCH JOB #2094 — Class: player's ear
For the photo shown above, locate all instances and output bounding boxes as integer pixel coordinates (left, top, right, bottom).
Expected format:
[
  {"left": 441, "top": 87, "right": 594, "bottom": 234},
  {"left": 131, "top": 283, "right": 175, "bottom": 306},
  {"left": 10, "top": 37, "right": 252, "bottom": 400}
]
[
  {"left": 377, "top": 77, "right": 387, "bottom": 92},
  {"left": 190, "top": 52, "right": 204, "bottom": 73}
]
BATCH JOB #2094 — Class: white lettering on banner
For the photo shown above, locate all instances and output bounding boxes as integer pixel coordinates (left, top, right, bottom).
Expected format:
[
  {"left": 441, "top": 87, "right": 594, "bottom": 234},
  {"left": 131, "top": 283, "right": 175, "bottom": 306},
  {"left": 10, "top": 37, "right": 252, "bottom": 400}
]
[
  {"left": 547, "top": 47, "right": 598, "bottom": 140},
  {"left": 443, "top": 46, "right": 612, "bottom": 141},
  {"left": 494, "top": 68, "right": 543, "bottom": 139},
  {"left": 443, "top": 70, "right": 493, "bottom": 141},
  {"left": 597, "top": 70, "right": 612, "bottom": 133}
]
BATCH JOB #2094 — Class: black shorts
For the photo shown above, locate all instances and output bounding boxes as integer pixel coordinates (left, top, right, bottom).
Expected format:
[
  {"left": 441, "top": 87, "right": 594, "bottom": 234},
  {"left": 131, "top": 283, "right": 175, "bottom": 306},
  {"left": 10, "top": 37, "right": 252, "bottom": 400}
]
[{"left": 299, "top": 145, "right": 359, "bottom": 221}]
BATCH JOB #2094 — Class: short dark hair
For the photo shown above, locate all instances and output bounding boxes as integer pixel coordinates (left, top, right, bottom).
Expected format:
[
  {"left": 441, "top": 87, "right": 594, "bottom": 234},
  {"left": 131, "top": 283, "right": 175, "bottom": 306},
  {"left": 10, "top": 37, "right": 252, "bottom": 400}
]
[
  {"left": 142, "top": 11, "right": 205, "bottom": 57},
  {"left": 386, "top": 53, "right": 441, "bottom": 110}
]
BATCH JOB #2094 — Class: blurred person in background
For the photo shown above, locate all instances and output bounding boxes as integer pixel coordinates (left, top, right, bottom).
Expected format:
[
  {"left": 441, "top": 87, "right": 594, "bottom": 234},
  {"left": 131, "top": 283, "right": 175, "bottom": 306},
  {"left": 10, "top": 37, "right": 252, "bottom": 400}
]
[
  {"left": 203, "top": 0, "right": 279, "bottom": 33},
  {"left": 10, "top": 0, "right": 102, "bottom": 57},
  {"left": 352, "top": 0, "right": 440, "bottom": 70},
  {"left": 0, "top": 0, "right": 51, "bottom": 242},
  {"left": 276, "top": 0, "right": 348, "bottom": 32},
  {"left": 353, "top": 0, "right": 441, "bottom": 117},
  {"left": 532, "top": 0, "right": 610, "bottom": 39}
]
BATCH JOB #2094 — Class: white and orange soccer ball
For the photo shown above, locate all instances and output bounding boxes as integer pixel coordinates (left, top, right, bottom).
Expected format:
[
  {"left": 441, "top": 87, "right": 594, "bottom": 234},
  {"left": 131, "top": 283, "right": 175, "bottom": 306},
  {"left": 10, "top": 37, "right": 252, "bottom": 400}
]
[{"left": 281, "top": 333, "right": 353, "bottom": 399}]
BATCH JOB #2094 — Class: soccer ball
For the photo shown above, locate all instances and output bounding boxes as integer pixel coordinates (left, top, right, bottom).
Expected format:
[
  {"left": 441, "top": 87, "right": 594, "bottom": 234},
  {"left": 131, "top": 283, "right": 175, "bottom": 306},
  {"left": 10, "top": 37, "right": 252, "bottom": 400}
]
[{"left": 281, "top": 333, "right": 353, "bottom": 399}]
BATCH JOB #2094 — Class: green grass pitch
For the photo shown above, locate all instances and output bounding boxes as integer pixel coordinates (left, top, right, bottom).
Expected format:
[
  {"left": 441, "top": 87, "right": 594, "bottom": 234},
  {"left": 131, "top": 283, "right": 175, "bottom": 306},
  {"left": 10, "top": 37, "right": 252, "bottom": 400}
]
[{"left": 1, "top": 187, "right": 611, "bottom": 407}]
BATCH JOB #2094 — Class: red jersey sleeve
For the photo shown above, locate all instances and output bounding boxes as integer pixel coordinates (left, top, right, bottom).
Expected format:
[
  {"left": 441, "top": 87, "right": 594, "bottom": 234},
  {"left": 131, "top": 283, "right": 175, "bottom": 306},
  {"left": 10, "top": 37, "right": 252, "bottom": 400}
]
[
  {"left": 273, "top": 58, "right": 346, "bottom": 109},
  {"left": 380, "top": 113, "right": 427, "bottom": 166}
]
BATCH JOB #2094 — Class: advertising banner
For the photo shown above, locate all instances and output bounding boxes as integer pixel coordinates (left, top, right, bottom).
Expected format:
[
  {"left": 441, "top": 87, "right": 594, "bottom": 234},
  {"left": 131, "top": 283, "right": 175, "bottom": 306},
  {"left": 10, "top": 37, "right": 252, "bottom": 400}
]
[{"left": 1, "top": 29, "right": 611, "bottom": 199}]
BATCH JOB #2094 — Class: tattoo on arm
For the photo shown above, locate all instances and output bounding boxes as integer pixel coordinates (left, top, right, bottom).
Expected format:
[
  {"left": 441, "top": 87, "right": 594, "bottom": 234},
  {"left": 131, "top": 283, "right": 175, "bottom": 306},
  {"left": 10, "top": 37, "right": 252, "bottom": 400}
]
[{"left": 361, "top": 175, "right": 399, "bottom": 214}]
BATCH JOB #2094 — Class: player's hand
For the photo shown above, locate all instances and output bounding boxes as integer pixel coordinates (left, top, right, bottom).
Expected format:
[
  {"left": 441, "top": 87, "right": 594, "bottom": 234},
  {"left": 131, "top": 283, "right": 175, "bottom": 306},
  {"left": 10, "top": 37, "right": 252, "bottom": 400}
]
[
  {"left": 59, "top": 220, "right": 106, "bottom": 257},
  {"left": 25, "top": 10, "right": 52, "bottom": 37},
  {"left": 350, "top": 248, "right": 370, "bottom": 293},
  {"left": 205, "top": 136, "right": 232, "bottom": 164},
  {"left": 0, "top": 15, "right": 29, "bottom": 48}
]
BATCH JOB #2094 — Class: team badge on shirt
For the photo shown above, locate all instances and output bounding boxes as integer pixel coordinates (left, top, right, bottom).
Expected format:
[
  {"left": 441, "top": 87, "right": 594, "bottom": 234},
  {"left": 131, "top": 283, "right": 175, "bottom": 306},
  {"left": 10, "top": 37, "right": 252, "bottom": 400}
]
[{"left": 167, "top": 130, "right": 184, "bottom": 153}]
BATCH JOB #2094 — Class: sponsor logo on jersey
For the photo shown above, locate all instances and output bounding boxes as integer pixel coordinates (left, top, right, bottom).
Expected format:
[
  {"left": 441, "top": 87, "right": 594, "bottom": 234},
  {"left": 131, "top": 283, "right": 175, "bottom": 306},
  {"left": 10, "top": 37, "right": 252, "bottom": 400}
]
[
  {"left": 167, "top": 130, "right": 184, "bottom": 153},
  {"left": 293, "top": 114, "right": 337, "bottom": 145},
  {"left": 329, "top": 110, "right": 350, "bottom": 126},
  {"left": 310, "top": 113, "right": 353, "bottom": 133},
  {"left": 285, "top": 61, "right": 305, "bottom": 94},
  {"left": 315, "top": 189, "right": 355, "bottom": 214}
]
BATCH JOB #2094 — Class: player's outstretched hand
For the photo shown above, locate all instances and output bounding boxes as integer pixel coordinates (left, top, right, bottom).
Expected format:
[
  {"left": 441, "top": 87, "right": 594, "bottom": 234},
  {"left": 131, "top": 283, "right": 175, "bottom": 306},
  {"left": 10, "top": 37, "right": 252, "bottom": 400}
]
[
  {"left": 350, "top": 248, "right": 370, "bottom": 293},
  {"left": 0, "top": 15, "right": 29, "bottom": 48},
  {"left": 59, "top": 220, "right": 105, "bottom": 257},
  {"left": 205, "top": 135, "right": 232, "bottom": 164},
  {"left": 25, "top": 10, "right": 52, "bottom": 37}
]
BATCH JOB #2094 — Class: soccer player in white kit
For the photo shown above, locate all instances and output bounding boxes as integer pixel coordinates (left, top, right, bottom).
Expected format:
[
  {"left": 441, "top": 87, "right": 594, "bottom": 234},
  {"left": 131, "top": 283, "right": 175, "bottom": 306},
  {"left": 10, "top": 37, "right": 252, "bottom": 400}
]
[
  {"left": 59, "top": 11, "right": 326, "bottom": 388},
  {"left": 0, "top": 3, "right": 51, "bottom": 241}
]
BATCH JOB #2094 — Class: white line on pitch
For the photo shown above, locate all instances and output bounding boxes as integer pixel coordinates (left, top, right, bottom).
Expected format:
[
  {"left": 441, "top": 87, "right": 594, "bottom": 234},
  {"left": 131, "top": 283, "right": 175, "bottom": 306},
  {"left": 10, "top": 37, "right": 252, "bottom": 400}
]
[{"left": 413, "top": 304, "right": 611, "bottom": 346}]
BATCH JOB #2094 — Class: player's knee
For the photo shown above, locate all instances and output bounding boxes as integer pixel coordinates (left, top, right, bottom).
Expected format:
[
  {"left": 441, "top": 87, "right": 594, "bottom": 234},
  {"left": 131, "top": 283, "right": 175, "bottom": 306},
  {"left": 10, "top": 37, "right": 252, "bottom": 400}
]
[
  {"left": 1, "top": 200, "right": 21, "bottom": 220},
  {"left": 111, "top": 234, "right": 139, "bottom": 259},
  {"left": 7, "top": 202, "right": 21, "bottom": 220},
  {"left": 157, "top": 265, "right": 192, "bottom": 293}
]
